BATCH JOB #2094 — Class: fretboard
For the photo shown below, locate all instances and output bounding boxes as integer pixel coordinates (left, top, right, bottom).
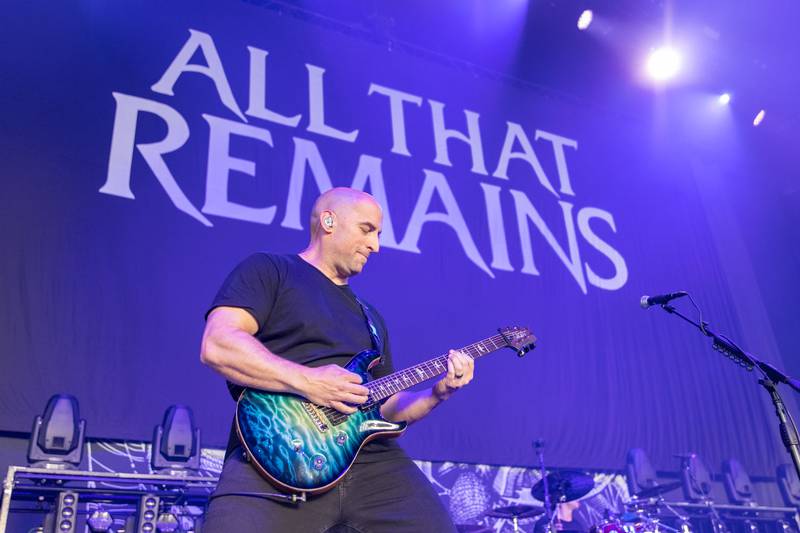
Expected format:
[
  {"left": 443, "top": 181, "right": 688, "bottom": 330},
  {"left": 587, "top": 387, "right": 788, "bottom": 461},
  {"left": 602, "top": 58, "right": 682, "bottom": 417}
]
[{"left": 365, "top": 332, "right": 509, "bottom": 402}]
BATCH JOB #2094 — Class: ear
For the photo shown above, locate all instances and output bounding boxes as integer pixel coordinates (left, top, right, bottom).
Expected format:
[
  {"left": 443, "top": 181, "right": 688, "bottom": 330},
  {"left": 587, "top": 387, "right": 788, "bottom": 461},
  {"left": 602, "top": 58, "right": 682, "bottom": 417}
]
[{"left": 321, "top": 210, "right": 335, "bottom": 233}]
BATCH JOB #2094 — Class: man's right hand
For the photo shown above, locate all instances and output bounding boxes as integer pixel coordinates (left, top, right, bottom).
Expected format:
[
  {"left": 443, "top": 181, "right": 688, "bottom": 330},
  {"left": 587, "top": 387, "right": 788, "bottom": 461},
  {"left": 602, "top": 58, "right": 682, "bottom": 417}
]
[{"left": 296, "top": 365, "right": 370, "bottom": 414}]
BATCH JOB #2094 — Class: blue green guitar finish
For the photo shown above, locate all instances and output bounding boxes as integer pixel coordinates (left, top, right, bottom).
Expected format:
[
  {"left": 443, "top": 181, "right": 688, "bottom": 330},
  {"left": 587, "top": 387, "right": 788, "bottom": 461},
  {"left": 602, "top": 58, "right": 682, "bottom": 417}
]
[{"left": 236, "top": 349, "right": 407, "bottom": 493}]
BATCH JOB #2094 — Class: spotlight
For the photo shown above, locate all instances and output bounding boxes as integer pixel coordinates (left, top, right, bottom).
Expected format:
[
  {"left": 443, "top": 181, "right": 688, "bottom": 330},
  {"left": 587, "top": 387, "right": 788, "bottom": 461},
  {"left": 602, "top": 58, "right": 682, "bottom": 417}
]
[
  {"left": 28, "top": 394, "right": 86, "bottom": 469},
  {"left": 753, "top": 109, "right": 766, "bottom": 126},
  {"left": 577, "top": 9, "right": 593, "bottom": 30},
  {"left": 718, "top": 93, "right": 731, "bottom": 105},
  {"left": 151, "top": 405, "right": 201, "bottom": 473},
  {"left": 646, "top": 46, "right": 681, "bottom": 81}
]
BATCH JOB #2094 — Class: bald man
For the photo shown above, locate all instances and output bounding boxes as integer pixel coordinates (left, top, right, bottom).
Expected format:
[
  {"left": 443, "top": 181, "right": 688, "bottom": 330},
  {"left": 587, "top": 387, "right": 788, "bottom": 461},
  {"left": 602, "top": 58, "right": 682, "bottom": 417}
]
[{"left": 200, "top": 188, "right": 472, "bottom": 532}]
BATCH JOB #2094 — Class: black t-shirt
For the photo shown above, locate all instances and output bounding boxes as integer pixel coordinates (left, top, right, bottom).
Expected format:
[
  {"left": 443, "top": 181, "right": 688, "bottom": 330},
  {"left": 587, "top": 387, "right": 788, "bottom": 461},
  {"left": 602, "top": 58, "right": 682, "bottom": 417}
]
[{"left": 207, "top": 252, "right": 405, "bottom": 462}]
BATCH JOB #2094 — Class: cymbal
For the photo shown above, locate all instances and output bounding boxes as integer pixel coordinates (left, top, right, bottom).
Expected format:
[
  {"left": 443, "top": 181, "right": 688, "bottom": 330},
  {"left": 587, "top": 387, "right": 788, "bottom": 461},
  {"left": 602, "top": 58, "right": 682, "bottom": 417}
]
[
  {"left": 531, "top": 471, "right": 595, "bottom": 503},
  {"left": 486, "top": 505, "right": 545, "bottom": 519},
  {"left": 456, "top": 525, "right": 494, "bottom": 533},
  {"left": 632, "top": 481, "right": 682, "bottom": 500}
]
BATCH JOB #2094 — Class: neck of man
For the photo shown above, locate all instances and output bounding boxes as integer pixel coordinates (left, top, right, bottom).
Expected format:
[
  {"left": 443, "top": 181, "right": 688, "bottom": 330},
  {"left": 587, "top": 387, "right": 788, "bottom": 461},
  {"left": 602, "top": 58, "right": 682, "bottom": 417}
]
[{"left": 299, "top": 245, "right": 349, "bottom": 286}]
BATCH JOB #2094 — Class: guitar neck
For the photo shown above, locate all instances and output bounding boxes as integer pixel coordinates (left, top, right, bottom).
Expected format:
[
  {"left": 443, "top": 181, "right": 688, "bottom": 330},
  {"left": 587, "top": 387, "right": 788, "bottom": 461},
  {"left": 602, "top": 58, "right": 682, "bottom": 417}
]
[{"left": 366, "top": 333, "right": 509, "bottom": 402}]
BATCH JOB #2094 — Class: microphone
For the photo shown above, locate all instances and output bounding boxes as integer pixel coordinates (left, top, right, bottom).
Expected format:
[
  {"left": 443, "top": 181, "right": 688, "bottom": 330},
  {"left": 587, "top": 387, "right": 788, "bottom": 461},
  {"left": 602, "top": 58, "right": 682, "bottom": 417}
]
[{"left": 640, "top": 291, "right": 688, "bottom": 309}]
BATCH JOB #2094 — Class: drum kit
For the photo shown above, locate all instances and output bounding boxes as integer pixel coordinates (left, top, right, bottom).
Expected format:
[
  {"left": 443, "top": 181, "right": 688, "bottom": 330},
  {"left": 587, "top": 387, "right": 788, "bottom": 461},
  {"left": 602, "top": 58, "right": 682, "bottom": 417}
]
[
  {"left": 593, "top": 481, "right": 692, "bottom": 533},
  {"left": 472, "top": 470, "right": 595, "bottom": 533},
  {"left": 483, "top": 505, "right": 545, "bottom": 533},
  {"left": 462, "top": 473, "right": 693, "bottom": 533}
]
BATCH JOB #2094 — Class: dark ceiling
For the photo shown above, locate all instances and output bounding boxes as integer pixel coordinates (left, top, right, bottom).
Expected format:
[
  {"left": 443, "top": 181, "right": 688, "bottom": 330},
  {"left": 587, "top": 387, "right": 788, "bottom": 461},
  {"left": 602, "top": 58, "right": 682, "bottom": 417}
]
[{"left": 274, "top": 0, "right": 798, "bottom": 134}]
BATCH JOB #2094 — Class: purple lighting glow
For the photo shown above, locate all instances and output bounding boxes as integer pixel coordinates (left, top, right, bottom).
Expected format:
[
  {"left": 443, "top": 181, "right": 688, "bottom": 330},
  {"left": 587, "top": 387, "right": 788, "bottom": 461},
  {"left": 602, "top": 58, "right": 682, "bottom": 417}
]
[{"left": 646, "top": 46, "right": 682, "bottom": 82}]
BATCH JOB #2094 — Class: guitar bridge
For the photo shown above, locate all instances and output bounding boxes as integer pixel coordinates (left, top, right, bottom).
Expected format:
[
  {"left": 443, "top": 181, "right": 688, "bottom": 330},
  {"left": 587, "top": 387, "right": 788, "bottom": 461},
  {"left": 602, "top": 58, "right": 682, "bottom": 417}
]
[{"left": 301, "top": 402, "right": 329, "bottom": 432}]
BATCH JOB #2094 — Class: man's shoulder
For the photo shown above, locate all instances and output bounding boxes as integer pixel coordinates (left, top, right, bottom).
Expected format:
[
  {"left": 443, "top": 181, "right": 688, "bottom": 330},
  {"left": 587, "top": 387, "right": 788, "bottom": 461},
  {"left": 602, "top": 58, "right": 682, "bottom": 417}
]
[
  {"left": 239, "top": 251, "right": 296, "bottom": 271},
  {"left": 247, "top": 251, "right": 293, "bottom": 262},
  {"left": 221, "top": 252, "right": 295, "bottom": 289}
]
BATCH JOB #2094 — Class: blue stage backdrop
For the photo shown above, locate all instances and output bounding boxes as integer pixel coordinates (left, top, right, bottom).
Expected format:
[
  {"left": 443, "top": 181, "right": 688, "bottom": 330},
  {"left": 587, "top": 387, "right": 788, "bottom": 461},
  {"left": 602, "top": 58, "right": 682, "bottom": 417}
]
[{"left": 0, "top": 1, "right": 792, "bottom": 475}]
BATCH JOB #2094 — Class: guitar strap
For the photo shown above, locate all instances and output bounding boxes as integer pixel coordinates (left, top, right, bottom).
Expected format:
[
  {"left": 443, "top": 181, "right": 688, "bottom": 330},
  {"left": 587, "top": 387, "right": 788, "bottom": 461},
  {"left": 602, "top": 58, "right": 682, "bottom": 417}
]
[{"left": 354, "top": 297, "right": 384, "bottom": 354}]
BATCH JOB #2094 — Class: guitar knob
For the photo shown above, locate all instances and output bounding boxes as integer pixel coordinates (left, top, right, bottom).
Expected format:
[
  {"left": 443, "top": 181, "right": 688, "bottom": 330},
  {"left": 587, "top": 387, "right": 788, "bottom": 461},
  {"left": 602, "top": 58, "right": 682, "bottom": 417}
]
[
  {"left": 311, "top": 454, "right": 327, "bottom": 471},
  {"left": 291, "top": 438, "right": 303, "bottom": 452},
  {"left": 335, "top": 432, "right": 348, "bottom": 446}
]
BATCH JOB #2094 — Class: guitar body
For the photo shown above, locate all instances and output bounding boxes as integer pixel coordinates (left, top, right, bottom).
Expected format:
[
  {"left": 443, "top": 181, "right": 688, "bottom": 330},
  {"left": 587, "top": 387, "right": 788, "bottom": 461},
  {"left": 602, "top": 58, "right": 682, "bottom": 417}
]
[
  {"left": 235, "top": 326, "right": 536, "bottom": 494},
  {"left": 235, "top": 349, "right": 407, "bottom": 494}
]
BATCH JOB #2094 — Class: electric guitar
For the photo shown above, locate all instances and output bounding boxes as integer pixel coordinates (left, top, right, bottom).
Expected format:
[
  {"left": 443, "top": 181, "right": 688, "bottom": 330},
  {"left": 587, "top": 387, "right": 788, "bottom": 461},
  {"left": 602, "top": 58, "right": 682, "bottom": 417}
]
[{"left": 235, "top": 326, "right": 536, "bottom": 494}]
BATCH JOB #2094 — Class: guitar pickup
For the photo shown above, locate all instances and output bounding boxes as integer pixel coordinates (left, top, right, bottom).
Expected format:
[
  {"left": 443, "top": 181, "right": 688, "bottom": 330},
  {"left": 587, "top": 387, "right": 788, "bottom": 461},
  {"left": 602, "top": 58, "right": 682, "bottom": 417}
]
[{"left": 301, "top": 402, "right": 329, "bottom": 432}]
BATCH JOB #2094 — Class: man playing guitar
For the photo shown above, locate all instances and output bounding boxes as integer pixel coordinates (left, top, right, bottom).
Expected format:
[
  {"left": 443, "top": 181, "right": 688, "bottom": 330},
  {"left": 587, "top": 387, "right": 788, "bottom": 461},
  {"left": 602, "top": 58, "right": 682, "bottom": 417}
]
[{"left": 200, "top": 187, "right": 474, "bottom": 532}]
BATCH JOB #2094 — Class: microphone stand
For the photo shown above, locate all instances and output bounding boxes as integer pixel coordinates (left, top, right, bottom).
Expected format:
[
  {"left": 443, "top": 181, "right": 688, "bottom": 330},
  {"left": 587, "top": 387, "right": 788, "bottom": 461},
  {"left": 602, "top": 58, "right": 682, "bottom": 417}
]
[
  {"left": 534, "top": 439, "right": 554, "bottom": 533},
  {"left": 656, "top": 301, "right": 800, "bottom": 480}
]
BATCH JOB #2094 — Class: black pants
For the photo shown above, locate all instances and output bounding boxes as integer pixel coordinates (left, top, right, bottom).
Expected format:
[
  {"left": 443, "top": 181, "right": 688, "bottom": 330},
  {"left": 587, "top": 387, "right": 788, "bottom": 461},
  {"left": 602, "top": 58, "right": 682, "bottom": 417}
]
[{"left": 203, "top": 448, "right": 457, "bottom": 533}]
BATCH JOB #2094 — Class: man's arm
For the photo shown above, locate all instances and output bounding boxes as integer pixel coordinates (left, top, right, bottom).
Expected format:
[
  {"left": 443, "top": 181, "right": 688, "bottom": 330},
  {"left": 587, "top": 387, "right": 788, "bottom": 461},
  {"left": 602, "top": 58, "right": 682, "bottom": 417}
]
[
  {"left": 379, "top": 350, "right": 474, "bottom": 424},
  {"left": 200, "top": 306, "right": 369, "bottom": 414}
]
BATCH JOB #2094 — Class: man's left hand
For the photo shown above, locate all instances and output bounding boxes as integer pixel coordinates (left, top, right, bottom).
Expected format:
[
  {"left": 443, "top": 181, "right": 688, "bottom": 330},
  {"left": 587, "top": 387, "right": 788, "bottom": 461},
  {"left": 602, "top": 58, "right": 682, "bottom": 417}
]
[{"left": 433, "top": 349, "right": 474, "bottom": 401}]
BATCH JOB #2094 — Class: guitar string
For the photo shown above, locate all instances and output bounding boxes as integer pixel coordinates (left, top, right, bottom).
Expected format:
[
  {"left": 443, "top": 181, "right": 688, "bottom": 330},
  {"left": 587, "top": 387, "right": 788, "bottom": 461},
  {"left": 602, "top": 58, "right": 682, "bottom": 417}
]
[
  {"left": 317, "top": 331, "right": 525, "bottom": 425},
  {"left": 367, "top": 333, "right": 510, "bottom": 390},
  {"left": 320, "top": 333, "right": 516, "bottom": 424},
  {"left": 360, "top": 335, "right": 501, "bottom": 399}
]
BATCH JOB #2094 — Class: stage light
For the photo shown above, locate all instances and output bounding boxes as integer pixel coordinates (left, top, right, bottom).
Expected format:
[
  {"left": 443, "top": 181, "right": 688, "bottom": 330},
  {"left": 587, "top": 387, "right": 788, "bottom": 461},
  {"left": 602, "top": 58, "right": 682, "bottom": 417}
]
[
  {"left": 48, "top": 491, "right": 78, "bottom": 533},
  {"left": 135, "top": 494, "right": 160, "bottom": 532},
  {"left": 28, "top": 394, "right": 86, "bottom": 468},
  {"left": 87, "top": 508, "right": 114, "bottom": 532},
  {"left": 151, "top": 405, "right": 201, "bottom": 473},
  {"left": 718, "top": 93, "right": 731, "bottom": 105},
  {"left": 577, "top": 10, "right": 593, "bottom": 30},
  {"left": 646, "top": 46, "right": 681, "bottom": 81},
  {"left": 753, "top": 109, "right": 766, "bottom": 126},
  {"left": 156, "top": 512, "right": 179, "bottom": 532}
]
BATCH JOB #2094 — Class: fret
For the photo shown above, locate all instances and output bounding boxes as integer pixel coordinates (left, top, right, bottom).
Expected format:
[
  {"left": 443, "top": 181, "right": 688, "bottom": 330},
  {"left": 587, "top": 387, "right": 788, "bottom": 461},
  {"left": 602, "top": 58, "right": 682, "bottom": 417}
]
[
  {"left": 421, "top": 364, "right": 431, "bottom": 378},
  {"left": 365, "top": 331, "right": 520, "bottom": 402}
]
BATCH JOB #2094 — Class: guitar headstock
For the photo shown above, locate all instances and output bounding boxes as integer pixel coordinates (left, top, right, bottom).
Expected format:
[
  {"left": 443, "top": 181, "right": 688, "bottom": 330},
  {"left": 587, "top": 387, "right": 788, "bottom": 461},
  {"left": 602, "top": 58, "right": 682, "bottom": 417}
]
[{"left": 499, "top": 326, "right": 537, "bottom": 357}]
